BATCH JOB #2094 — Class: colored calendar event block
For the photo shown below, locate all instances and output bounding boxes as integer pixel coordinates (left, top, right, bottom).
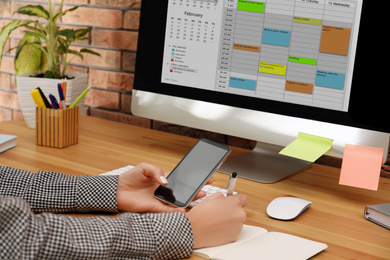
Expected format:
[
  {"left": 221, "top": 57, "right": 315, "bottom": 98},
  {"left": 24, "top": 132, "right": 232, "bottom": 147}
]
[
  {"left": 315, "top": 70, "right": 345, "bottom": 90},
  {"left": 289, "top": 56, "right": 317, "bottom": 66},
  {"left": 293, "top": 16, "right": 322, "bottom": 26},
  {"left": 237, "top": 0, "right": 265, "bottom": 13},
  {"left": 285, "top": 81, "right": 314, "bottom": 95},
  {"left": 233, "top": 43, "right": 260, "bottom": 52},
  {"left": 229, "top": 77, "right": 257, "bottom": 91},
  {"left": 262, "top": 28, "right": 291, "bottom": 47},
  {"left": 259, "top": 62, "right": 287, "bottom": 76},
  {"left": 320, "top": 25, "right": 351, "bottom": 56}
]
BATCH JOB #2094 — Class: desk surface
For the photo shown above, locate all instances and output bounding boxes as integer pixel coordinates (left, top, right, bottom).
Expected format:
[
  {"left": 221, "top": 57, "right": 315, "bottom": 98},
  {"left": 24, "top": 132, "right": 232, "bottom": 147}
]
[{"left": 1, "top": 117, "right": 389, "bottom": 260}]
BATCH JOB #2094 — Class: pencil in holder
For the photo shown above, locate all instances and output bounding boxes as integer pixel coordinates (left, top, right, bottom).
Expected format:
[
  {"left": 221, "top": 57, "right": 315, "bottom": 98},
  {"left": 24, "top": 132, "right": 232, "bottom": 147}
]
[{"left": 35, "top": 106, "right": 79, "bottom": 148}]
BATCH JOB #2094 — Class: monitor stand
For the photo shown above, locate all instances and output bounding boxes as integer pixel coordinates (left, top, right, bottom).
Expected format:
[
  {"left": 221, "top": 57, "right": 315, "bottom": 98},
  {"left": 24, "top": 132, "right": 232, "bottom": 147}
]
[{"left": 218, "top": 142, "right": 312, "bottom": 183}]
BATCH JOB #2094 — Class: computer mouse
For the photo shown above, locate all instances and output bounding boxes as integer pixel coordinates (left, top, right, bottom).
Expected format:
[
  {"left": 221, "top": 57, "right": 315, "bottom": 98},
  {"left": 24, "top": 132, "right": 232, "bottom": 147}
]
[{"left": 266, "top": 196, "right": 312, "bottom": 221}]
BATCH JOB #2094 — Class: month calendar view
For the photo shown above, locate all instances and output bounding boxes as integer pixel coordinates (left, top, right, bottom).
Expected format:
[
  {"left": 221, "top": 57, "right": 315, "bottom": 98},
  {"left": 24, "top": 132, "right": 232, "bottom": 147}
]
[{"left": 161, "top": 0, "right": 362, "bottom": 112}]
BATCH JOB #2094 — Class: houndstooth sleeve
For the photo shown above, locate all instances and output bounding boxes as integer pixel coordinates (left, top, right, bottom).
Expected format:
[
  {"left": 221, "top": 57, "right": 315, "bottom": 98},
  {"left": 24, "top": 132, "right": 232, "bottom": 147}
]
[
  {"left": 0, "top": 196, "right": 193, "bottom": 259},
  {"left": 0, "top": 166, "right": 194, "bottom": 259},
  {"left": 0, "top": 166, "right": 118, "bottom": 213}
]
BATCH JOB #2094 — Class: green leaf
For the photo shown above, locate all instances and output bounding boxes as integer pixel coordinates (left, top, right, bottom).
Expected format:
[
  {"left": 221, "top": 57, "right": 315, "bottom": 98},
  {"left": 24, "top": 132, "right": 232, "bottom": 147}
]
[
  {"left": 23, "top": 30, "right": 45, "bottom": 41},
  {"left": 17, "top": 5, "right": 50, "bottom": 20},
  {"left": 43, "top": 70, "right": 54, "bottom": 78},
  {"left": 76, "top": 36, "right": 88, "bottom": 41},
  {"left": 57, "top": 29, "right": 75, "bottom": 40},
  {"left": 53, "top": 5, "right": 83, "bottom": 23},
  {"left": 24, "top": 25, "right": 47, "bottom": 39},
  {"left": 57, "top": 37, "right": 67, "bottom": 47},
  {"left": 0, "top": 20, "right": 22, "bottom": 66},
  {"left": 58, "top": 43, "right": 68, "bottom": 55},
  {"left": 67, "top": 49, "right": 83, "bottom": 60},
  {"left": 14, "top": 34, "right": 43, "bottom": 76},
  {"left": 75, "top": 28, "right": 90, "bottom": 39},
  {"left": 40, "top": 52, "right": 49, "bottom": 72},
  {"left": 80, "top": 48, "right": 101, "bottom": 56}
]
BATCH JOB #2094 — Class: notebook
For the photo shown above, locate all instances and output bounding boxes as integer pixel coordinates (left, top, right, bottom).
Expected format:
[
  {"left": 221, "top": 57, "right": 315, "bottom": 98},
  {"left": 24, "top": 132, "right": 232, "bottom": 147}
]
[
  {"left": 364, "top": 203, "right": 390, "bottom": 230},
  {"left": 193, "top": 224, "right": 327, "bottom": 260},
  {"left": 0, "top": 134, "right": 17, "bottom": 153}
]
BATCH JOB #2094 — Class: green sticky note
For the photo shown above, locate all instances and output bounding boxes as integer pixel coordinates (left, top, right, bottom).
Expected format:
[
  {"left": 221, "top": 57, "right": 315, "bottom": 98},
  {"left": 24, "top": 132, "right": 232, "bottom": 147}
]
[{"left": 279, "top": 132, "right": 333, "bottom": 162}]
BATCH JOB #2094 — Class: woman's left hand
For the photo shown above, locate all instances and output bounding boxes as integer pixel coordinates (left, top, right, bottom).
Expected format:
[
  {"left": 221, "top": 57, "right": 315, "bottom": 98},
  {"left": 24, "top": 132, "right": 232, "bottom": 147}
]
[{"left": 116, "top": 162, "right": 212, "bottom": 213}]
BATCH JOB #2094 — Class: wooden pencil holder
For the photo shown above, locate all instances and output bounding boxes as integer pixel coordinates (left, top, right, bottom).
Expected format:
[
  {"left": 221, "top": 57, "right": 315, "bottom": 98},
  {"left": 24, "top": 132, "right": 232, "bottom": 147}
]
[{"left": 35, "top": 106, "right": 79, "bottom": 148}]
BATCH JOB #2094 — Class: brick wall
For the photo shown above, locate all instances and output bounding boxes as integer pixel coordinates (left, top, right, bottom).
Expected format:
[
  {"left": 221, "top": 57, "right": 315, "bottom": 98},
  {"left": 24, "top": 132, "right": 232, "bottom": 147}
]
[
  {"left": 0, "top": 0, "right": 253, "bottom": 149},
  {"left": 0, "top": 0, "right": 137, "bottom": 120}
]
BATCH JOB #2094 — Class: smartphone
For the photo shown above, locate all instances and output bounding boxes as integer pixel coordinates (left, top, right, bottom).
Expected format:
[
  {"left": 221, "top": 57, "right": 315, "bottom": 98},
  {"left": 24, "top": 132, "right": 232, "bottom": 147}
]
[{"left": 154, "top": 138, "right": 231, "bottom": 207}]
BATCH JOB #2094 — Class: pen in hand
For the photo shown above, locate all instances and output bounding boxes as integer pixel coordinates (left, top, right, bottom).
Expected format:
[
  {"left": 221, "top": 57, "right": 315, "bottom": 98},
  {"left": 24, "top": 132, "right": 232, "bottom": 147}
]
[{"left": 227, "top": 172, "right": 238, "bottom": 196}]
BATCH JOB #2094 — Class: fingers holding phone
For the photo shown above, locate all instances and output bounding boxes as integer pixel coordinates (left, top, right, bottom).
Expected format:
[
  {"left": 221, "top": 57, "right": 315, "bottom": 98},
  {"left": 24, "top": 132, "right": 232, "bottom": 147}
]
[
  {"left": 154, "top": 139, "right": 231, "bottom": 208},
  {"left": 116, "top": 161, "right": 216, "bottom": 213},
  {"left": 116, "top": 163, "right": 185, "bottom": 213}
]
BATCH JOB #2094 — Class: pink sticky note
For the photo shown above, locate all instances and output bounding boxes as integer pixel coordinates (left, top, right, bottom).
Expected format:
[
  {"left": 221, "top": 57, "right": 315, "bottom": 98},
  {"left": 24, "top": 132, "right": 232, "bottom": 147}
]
[{"left": 339, "top": 144, "right": 383, "bottom": 190}]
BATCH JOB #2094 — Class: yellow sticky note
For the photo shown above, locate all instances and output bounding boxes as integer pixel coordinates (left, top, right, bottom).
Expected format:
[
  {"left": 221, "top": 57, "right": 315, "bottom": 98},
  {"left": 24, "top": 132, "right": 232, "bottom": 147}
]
[
  {"left": 339, "top": 144, "right": 383, "bottom": 191},
  {"left": 279, "top": 132, "right": 333, "bottom": 162}
]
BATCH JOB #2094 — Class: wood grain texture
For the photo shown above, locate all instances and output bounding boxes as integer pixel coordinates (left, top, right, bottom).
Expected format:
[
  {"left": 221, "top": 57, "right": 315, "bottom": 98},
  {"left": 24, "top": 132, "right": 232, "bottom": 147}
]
[{"left": 1, "top": 116, "right": 389, "bottom": 259}]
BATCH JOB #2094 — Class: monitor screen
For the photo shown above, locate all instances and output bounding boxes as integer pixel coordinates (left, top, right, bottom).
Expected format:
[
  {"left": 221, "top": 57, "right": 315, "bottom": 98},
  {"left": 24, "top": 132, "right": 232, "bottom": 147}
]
[{"left": 134, "top": 0, "right": 389, "bottom": 134}]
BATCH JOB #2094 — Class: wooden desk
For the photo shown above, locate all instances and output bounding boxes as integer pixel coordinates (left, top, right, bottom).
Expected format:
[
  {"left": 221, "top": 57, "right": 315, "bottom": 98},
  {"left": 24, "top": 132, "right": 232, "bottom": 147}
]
[{"left": 1, "top": 117, "right": 389, "bottom": 259}]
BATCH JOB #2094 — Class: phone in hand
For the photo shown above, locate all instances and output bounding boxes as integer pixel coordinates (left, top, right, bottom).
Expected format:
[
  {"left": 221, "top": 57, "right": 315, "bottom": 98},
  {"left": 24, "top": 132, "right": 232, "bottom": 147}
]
[{"left": 154, "top": 138, "right": 231, "bottom": 207}]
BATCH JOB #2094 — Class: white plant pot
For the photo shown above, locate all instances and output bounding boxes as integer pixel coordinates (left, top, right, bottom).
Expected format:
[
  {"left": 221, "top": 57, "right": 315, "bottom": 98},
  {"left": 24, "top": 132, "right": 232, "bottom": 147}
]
[{"left": 16, "top": 72, "right": 88, "bottom": 128}]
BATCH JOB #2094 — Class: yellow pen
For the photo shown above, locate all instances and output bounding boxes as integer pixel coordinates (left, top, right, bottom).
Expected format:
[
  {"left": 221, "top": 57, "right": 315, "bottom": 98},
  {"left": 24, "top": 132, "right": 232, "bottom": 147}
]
[{"left": 31, "top": 89, "right": 46, "bottom": 108}]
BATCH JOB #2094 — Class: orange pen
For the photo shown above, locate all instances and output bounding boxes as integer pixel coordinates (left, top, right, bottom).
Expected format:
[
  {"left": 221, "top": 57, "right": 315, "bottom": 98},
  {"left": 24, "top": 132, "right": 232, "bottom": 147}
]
[{"left": 61, "top": 78, "right": 67, "bottom": 101}]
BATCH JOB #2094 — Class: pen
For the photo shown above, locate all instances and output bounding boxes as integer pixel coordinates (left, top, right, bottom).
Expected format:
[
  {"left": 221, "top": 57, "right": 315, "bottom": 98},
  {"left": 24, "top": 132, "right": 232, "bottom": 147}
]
[
  {"left": 62, "top": 78, "right": 67, "bottom": 101},
  {"left": 69, "top": 85, "right": 91, "bottom": 108},
  {"left": 58, "top": 83, "right": 66, "bottom": 109},
  {"left": 227, "top": 172, "right": 238, "bottom": 196},
  {"left": 49, "top": 94, "right": 60, "bottom": 109}
]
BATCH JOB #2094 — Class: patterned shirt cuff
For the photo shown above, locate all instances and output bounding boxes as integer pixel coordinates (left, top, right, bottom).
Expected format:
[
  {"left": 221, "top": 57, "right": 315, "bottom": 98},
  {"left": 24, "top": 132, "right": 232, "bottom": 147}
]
[
  {"left": 76, "top": 175, "right": 119, "bottom": 213},
  {"left": 143, "top": 212, "right": 194, "bottom": 259}
]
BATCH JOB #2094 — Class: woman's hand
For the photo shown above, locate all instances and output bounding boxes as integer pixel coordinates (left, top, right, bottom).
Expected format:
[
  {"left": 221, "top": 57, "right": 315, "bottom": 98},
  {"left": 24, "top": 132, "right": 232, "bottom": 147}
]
[
  {"left": 116, "top": 163, "right": 212, "bottom": 213},
  {"left": 186, "top": 192, "right": 249, "bottom": 249}
]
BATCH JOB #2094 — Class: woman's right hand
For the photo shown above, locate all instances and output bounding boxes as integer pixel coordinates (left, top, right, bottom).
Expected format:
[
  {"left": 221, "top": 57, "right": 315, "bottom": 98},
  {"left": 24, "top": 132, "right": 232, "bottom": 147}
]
[{"left": 186, "top": 192, "right": 249, "bottom": 249}]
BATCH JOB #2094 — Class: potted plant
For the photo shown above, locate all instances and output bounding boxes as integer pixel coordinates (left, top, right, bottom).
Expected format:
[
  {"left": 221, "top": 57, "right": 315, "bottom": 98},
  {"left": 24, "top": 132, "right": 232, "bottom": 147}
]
[{"left": 0, "top": 0, "right": 100, "bottom": 128}]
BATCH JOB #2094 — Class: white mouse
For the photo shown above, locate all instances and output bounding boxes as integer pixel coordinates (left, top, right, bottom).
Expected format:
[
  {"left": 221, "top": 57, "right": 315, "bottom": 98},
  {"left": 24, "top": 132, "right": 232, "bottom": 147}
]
[{"left": 266, "top": 196, "right": 312, "bottom": 221}]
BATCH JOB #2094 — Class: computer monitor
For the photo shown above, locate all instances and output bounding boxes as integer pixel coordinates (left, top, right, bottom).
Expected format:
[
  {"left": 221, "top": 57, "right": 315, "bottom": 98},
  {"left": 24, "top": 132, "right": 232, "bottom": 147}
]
[{"left": 132, "top": 0, "right": 389, "bottom": 183}]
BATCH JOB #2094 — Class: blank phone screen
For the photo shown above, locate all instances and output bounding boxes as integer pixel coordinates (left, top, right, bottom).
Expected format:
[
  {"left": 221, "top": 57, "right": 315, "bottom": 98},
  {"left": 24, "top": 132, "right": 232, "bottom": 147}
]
[{"left": 154, "top": 139, "right": 230, "bottom": 207}]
